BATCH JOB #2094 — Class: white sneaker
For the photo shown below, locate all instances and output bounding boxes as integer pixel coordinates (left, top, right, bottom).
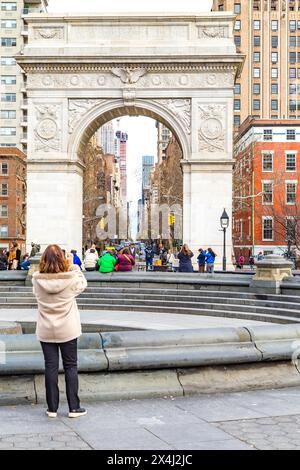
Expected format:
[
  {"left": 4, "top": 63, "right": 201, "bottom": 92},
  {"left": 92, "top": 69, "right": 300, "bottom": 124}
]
[
  {"left": 68, "top": 408, "right": 87, "bottom": 419},
  {"left": 46, "top": 410, "right": 57, "bottom": 418}
]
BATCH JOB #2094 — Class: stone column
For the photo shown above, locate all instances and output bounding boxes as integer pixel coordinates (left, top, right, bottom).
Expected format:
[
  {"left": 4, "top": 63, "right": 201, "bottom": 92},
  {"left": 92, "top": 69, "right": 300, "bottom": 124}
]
[
  {"left": 184, "top": 97, "right": 234, "bottom": 270},
  {"left": 183, "top": 161, "right": 234, "bottom": 270},
  {"left": 26, "top": 161, "right": 84, "bottom": 256}
]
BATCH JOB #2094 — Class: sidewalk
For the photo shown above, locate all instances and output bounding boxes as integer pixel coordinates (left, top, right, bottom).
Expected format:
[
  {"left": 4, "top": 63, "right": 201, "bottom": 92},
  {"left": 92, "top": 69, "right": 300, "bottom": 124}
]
[
  {"left": 1, "top": 388, "right": 300, "bottom": 450},
  {"left": 0, "top": 309, "right": 272, "bottom": 330}
]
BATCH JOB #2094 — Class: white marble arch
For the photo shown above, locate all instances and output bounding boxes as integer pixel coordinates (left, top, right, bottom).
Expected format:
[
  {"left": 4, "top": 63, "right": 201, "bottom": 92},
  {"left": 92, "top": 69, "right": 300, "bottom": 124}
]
[{"left": 18, "top": 12, "right": 244, "bottom": 268}]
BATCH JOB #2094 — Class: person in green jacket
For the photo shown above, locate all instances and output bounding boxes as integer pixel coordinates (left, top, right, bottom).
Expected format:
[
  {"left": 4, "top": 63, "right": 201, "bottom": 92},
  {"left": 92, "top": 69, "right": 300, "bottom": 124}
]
[{"left": 97, "top": 251, "right": 117, "bottom": 273}]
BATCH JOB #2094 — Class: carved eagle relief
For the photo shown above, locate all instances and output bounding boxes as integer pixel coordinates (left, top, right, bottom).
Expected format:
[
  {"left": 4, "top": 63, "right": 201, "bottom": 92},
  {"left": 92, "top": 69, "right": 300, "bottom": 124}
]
[{"left": 111, "top": 68, "right": 146, "bottom": 84}]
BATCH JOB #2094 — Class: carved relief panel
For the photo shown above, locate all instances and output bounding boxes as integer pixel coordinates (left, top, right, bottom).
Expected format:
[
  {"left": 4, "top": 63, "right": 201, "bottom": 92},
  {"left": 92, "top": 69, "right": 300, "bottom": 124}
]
[
  {"left": 198, "top": 104, "right": 227, "bottom": 154},
  {"left": 33, "top": 104, "right": 62, "bottom": 153}
]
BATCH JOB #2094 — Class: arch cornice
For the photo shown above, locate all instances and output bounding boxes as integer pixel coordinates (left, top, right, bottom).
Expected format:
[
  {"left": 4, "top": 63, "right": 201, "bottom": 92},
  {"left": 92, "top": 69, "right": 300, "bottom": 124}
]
[{"left": 68, "top": 98, "right": 191, "bottom": 162}]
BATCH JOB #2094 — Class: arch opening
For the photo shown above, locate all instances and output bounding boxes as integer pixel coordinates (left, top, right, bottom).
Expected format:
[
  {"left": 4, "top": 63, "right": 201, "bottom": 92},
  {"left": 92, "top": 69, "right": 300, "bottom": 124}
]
[
  {"left": 78, "top": 108, "right": 185, "bottom": 256},
  {"left": 69, "top": 100, "right": 190, "bottom": 163}
]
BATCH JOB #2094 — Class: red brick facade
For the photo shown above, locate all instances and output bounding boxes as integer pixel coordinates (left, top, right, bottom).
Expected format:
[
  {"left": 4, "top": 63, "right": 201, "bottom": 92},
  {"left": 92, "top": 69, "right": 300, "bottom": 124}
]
[
  {"left": 0, "top": 148, "right": 26, "bottom": 253},
  {"left": 233, "top": 119, "right": 300, "bottom": 261}
]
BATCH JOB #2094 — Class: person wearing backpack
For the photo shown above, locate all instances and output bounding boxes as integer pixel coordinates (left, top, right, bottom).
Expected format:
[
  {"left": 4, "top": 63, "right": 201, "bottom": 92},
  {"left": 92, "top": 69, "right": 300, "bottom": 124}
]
[
  {"left": 205, "top": 248, "right": 217, "bottom": 273},
  {"left": 145, "top": 243, "right": 154, "bottom": 271},
  {"left": 116, "top": 248, "right": 135, "bottom": 272}
]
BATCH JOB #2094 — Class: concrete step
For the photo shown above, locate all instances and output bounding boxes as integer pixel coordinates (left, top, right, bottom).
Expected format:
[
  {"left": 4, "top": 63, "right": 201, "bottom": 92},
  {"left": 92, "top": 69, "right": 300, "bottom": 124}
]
[
  {"left": 1, "top": 293, "right": 300, "bottom": 312},
  {"left": 1, "top": 297, "right": 300, "bottom": 321},
  {"left": 1, "top": 286, "right": 300, "bottom": 305}
]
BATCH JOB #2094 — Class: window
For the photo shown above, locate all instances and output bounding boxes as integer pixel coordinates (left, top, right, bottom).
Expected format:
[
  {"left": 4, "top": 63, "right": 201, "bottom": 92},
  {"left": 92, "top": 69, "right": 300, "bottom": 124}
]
[
  {"left": 254, "top": 52, "right": 260, "bottom": 62},
  {"left": 286, "top": 182, "right": 297, "bottom": 204},
  {"left": 272, "top": 68, "right": 278, "bottom": 78},
  {"left": 1, "top": 37, "right": 16, "bottom": 47},
  {"left": 1, "top": 3, "right": 17, "bottom": 11},
  {"left": 234, "top": 3, "right": 241, "bottom": 14},
  {"left": 0, "top": 226, "right": 8, "bottom": 238},
  {"left": 253, "top": 99, "right": 261, "bottom": 110},
  {"left": 254, "top": 36, "right": 260, "bottom": 46},
  {"left": 1, "top": 20, "right": 17, "bottom": 29},
  {"left": 0, "top": 57, "right": 16, "bottom": 66},
  {"left": 234, "top": 36, "right": 241, "bottom": 47},
  {"left": 263, "top": 218, "right": 273, "bottom": 241},
  {"left": 290, "top": 83, "right": 296, "bottom": 95},
  {"left": 290, "top": 68, "right": 296, "bottom": 78},
  {"left": 287, "top": 129, "right": 296, "bottom": 140},
  {"left": 234, "top": 99, "right": 241, "bottom": 110},
  {"left": 1, "top": 93, "right": 16, "bottom": 102},
  {"left": 0, "top": 110, "right": 16, "bottom": 119},
  {"left": 290, "top": 36, "right": 296, "bottom": 47},
  {"left": 290, "top": 100, "right": 297, "bottom": 112},
  {"left": 271, "top": 84, "right": 278, "bottom": 94},
  {"left": 286, "top": 153, "right": 296, "bottom": 171},
  {"left": 271, "top": 100, "right": 278, "bottom": 110},
  {"left": 253, "top": 68, "right": 260, "bottom": 78},
  {"left": 234, "top": 84, "right": 241, "bottom": 94},
  {"left": 234, "top": 115, "right": 241, "bottom": 126},
  {"left": 234, "top": 20, "right": 241, "bottom": 31},
  {"left": 271, "top": 20, "right": 278, "bottom": 31},
  {"left": 262, "top": 153, "right": 273, "bottom": 172},
  {"left": 290, "top": 52, "right": 296, "bottom": 63},
  {"left": 0, "top": 127, "right": 16, "bottom": 136},
  {"left": 263, "top": 182, "right": 273, "bottom": 204},
  {"left": 272, "top": 52, "right": 278, "bottom": 63},
  {"left": 272, "top": 36, "right": 278, "bottom": 48},
  {"left": 290, "top": 20, "right": 296, "bottom": 31},
  {"left": 0, "top": 205, "right": 8, "bottom": 218},
  {"left": 0, "top": 184, "right": 8, "bottom": 196},
  {"left": 254, "top": 20, "right": 260, "bottom": 30},
  {"left": 1, "top": 75, "right": 16, "bottom": 85},
  {"left": 0, "top": 163, "right": 8, "bottom": 175},
  {"left": 253, "top": 83, "right": 261, "bottom": 94},
  {"left": 264, "top": 129, "right": 273, "bottom": 141},
  {"left": 286, "top": 218, "right": 296, "bottom": 242}
]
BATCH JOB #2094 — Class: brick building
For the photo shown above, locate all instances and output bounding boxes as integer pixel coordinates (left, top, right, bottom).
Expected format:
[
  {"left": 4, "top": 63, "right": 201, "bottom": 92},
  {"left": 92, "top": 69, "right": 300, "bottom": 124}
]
[
  {"left": 0, "top": 147, "right": 26, "bottom": 252},
  {"left": 233, "top": 118, "right": 300, "bottom": 260}
]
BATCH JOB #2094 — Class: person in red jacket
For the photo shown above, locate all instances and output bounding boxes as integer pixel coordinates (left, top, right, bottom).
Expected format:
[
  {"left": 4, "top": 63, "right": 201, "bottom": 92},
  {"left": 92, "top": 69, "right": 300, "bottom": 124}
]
[{"left": 116, "top": 248, "right": 135, "bottom": 272}]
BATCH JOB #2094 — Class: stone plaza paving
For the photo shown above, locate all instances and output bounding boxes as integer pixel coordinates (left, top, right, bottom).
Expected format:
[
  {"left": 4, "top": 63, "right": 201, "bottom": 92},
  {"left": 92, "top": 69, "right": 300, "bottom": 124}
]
[{"left": 1, "top": 387, "right": 300, "bottom": 450}]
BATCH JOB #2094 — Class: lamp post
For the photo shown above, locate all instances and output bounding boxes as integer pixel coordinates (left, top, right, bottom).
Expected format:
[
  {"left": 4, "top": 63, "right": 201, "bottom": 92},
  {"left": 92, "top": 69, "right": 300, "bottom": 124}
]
[{"left": 220, "top": 208, "right": 229, "bottom": 271}]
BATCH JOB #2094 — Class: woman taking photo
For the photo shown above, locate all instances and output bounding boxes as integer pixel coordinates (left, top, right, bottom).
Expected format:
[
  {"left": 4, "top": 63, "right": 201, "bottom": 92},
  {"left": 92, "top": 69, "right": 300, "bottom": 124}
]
[
  {"left": 177, "top": 244, "right": 194, "bottom": 273},
  {"left": 32, "top": 245, "right": 88, "bottom": 419}
]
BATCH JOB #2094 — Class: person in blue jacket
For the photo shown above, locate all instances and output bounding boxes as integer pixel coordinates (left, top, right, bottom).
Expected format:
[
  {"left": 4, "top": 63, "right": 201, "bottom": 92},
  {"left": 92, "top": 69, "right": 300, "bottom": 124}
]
[
  {"left": 177, "top": 244, "right": 194, "bottom": 273},
  {"left": 205, "top": 248, "right": 217, "bottom": 273},
  {"left": 71, "top": 250, "right": 82, "bottom": 270},
  {"left": 197, "top": 248, "right": 206, "bottom": 273}
]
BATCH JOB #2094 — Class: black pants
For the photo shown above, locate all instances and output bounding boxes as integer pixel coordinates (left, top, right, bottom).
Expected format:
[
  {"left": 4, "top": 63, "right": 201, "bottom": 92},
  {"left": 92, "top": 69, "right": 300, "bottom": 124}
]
[{"left": 40, "top": 339, "right": 80, "bottom": 412}]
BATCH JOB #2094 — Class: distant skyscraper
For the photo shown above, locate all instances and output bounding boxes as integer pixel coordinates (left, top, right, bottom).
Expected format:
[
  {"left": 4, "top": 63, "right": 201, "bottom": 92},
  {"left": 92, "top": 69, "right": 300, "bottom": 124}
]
[
  {"left": 142, "top": 155, "right": 154, "bottom": 189},
  {"left": 156, "top": 122, "right": 172, "bottom": 163},
  {"left": 97, "top": 122, "right": 115, "bottom": 155},
  {"left": 115, "top": 129, "right": 128, "bottom": 202}
]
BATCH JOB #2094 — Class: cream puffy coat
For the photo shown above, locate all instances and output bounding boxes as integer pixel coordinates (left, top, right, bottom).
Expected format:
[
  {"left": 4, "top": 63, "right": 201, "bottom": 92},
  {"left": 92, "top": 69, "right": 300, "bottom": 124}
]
[{"left": 33, "top": 265, "right": 87, "bottom": 343}]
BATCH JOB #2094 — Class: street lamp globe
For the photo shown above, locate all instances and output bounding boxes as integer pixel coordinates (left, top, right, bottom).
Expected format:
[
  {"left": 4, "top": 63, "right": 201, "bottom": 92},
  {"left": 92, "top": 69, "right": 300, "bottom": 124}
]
[{"left": 220, "top": 209, "right": 229, "bottom": 229}]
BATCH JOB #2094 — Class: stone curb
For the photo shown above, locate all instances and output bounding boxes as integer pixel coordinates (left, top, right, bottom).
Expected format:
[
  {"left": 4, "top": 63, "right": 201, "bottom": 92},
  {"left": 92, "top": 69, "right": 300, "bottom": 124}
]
[
  {"left": 0, "top": 362, "right": 299, "bottom": 406},
  {"left": 1, "top": 325, "right": 300, "bottom": 375}
]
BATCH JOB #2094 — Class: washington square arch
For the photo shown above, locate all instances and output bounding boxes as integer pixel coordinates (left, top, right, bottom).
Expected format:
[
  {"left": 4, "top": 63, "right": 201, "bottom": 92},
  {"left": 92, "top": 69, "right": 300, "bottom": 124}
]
[{"left": 17, "top": 12, "right": 243, "bottom": 268}]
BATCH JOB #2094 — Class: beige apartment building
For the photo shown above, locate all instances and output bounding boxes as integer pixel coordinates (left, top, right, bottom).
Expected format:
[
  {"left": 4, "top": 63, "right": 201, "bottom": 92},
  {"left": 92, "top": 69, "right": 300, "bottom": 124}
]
[
  {"left": 213, "top": 0, "right": 300, "bottom": 126},
  {"left": 1, "top": 0, "right": 47, "bottom": 151}
]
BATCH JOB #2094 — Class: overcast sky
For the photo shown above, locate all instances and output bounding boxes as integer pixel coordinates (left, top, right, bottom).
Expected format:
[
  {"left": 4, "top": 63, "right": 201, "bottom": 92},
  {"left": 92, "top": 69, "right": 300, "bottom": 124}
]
[{"left": 47, "top": 0, "right": 213, "bottom": 238}]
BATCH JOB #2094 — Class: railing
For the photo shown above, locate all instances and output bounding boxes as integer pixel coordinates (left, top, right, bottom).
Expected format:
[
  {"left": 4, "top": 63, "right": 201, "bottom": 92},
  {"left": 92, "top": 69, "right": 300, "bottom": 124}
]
[{"left": 22, "top": 8, "right": 41, "bottom": 15}]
